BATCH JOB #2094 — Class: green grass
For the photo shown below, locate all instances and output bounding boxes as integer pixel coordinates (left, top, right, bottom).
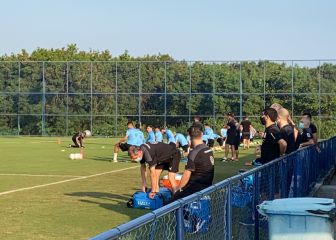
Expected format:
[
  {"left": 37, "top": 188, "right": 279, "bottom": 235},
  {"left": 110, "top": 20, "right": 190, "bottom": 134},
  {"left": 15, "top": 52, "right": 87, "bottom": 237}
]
[{"left": 0, "top": 137, "right": 256, "bottom": 239}]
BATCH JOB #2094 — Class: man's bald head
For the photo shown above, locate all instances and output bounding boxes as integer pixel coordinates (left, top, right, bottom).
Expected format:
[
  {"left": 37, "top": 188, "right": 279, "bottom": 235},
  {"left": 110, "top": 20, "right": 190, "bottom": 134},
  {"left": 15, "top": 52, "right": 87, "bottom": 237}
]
[
  {"left": 278, "top": 108, "right": 290, "bottom": 119},
  {"left": 270, "top": 103, "right": 283, "bottom": 113}
]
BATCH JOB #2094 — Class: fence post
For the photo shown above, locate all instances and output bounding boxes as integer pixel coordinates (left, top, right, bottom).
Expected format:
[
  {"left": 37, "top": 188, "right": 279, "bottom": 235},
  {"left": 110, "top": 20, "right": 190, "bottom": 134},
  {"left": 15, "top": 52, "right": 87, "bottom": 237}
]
[
  {"left": 253, "top": 171, "right": 260, "bottom": 240},
  {"left": 115, "top": 62, "right": 118, "bottom": 137},
  {"left": 188, "top": 62, "right": 192, "bottom": 124},
  {"left": 66, "top": 62, "right": 69, "bottom": 136},
  {"left": 90, "top": 62, "right": 93, "bottom": 133},
  {"left": 293, "top": 154, "right": 298, "bottom": 197},
  {"left": 18, "top": 61, "right": 21, "bottom": 135},
  {"left": 226, "top": 184, "right": 232, "bottom": 240},
  {"left": 164, "top": 62, "right": 167, "bottom": 127},
  {"left": 239, "top": 62, "right": 243, "bottom": 121},
  {"left": 42, "top": 61, "right": 46, "bottom": 136},
  {"left": 175, "top": 202, "right": 184, "bottom": 240}
]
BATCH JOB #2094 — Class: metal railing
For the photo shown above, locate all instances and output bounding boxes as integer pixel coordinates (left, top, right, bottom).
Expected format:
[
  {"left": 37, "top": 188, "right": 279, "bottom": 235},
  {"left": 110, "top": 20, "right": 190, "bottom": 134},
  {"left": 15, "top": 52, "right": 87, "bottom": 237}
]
[
  {"left": 91, "top": 136, "right": 336, "bottom": 240},
  {"left": 0, "top": 60, "right": 336, "bottom": 138}
]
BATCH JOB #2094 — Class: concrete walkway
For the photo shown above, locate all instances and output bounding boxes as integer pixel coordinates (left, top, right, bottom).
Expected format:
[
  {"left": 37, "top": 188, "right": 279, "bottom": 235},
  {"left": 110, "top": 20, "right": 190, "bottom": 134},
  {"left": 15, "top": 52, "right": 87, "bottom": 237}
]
[{"left": 314, "top": 173, "right": 336, "bottom": 239}]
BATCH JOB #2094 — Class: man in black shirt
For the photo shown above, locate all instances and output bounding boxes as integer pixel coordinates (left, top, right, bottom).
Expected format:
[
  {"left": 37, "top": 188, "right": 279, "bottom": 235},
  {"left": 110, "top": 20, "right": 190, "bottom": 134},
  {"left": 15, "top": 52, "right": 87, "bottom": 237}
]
[
  {"left": 172, "top": 125, "right": 214, "bottom": 201},
  {"left": 258, "top": 108, "right": 287, "bottom": 164},
  {"left": 240, "top": 116, "right": 252, "bottom": 150},
  {"left": 223, "top": 113, "right": 239, "bottom": 162},
  {"left": 128, "top": 142, "right": 180, "bottom": 198},
  {"left": 298, "top": 112, "right": 318, "bottom": 149},
  {"left": 278, "top": 108, "right": 296, "bottom": 154}
]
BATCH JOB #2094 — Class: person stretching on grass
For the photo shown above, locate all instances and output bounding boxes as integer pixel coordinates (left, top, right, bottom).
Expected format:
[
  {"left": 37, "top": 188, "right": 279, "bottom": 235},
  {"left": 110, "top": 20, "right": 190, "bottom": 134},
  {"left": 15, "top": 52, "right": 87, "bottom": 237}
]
[
  {"left": 128, "top": 142, "right": 181, "bottom": 198},
  {"left": 113, "top": 122, "right": 140, "bottom": 163},
  {"left": 70, "top": 132, "right": 86, "bottom": 148}
]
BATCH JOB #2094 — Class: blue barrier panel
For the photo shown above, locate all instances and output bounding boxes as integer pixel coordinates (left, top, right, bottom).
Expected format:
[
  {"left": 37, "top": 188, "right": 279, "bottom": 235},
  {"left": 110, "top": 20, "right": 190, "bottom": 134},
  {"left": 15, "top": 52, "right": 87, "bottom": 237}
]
[{"left": 91, "top": 136, "right": 336, "bottom": 240}]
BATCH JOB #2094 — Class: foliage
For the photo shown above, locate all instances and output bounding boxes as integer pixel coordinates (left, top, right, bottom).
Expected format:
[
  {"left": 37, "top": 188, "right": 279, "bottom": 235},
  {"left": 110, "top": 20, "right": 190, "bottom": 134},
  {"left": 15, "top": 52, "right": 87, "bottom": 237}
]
[{"left": 0, "top": 45, "right": 335, "bottom": 138}]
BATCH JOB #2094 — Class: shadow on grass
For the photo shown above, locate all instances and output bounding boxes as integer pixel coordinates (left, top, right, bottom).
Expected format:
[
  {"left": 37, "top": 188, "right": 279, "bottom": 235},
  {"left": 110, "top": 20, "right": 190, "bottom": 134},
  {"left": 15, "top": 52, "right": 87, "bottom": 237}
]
[
  {"left": 65, "top": 191, "right": 147, "bottom": 220},
  {"left": 89, "top": 156, "right": 132, "bottom": 163}
]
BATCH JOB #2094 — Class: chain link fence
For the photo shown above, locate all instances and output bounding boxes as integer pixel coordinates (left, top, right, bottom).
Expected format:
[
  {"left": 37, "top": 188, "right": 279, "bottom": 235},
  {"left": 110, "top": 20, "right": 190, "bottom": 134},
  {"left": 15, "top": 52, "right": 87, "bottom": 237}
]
[
  {"left": 91, "top": 136, "right": 336, "bottom": 240},
  {"left": 0, "top": 60, "right": 335, "bottom": 138}
]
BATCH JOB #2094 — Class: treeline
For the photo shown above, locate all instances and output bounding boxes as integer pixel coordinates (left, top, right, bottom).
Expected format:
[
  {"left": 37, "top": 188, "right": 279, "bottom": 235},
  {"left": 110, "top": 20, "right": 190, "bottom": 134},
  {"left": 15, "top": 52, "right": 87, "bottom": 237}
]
[{"left": 0, "top": 45, "right": 335, "bottom": 138}]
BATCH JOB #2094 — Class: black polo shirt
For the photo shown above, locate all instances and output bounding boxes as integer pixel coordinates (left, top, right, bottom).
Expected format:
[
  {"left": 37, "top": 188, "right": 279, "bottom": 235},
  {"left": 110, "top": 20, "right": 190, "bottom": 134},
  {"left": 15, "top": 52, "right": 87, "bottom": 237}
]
[
  {"left": 300, "top": 123, "right": 317, "bottom": 143},
  {"left": 139, "top": 142, "right": 176, "bottom": 167},
  {"left": 241, "top": 120, "right": 251, "bottom": 133},
  {"left": 260, "top": 124, "right": 283, "bottom": 164},
  {"left": 280, "top": 124, "right": 296, "bottom": 154},
  {"left": 185, "top": 143, "right": 214, "bottom": 188},
  {"left": 227, "top": 120, "right": 238, "bottom": 137}
]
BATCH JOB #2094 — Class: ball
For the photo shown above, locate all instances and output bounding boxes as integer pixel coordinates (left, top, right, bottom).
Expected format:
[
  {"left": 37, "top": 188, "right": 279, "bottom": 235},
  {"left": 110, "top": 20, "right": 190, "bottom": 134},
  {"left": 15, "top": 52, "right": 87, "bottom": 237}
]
[{"left": 84, "top": 130, "right": 92, "bottom": 137}]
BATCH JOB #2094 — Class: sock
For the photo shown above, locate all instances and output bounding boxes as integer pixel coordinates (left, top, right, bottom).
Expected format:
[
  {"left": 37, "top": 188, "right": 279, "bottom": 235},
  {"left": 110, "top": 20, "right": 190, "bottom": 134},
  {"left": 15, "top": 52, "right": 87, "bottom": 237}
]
[{"left": 113, "top": 153, "right": 118, "bottom": 161}]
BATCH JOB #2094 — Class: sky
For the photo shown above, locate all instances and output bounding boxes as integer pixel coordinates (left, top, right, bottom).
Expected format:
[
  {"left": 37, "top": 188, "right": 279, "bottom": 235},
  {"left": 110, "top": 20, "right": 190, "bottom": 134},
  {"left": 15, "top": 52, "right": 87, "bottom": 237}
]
[{"left": 0, "top": 0, "right": 335, "bottom": 61}]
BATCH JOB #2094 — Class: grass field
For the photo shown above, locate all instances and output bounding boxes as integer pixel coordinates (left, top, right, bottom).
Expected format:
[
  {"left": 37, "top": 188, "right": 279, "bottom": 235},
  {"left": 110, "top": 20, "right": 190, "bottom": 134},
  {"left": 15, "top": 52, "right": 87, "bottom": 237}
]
[{"left": 0, "top": 137, "right": 256, "bottom": 239}]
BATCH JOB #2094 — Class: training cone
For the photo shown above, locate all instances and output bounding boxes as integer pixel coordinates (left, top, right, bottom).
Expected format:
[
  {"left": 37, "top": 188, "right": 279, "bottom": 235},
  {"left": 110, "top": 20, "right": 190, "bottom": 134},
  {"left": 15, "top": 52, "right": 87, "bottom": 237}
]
[
  {"left": 57, "top": 138, "right": 61, "bottom": 145},
  {"left": 80, "top": 147, "right": 84, "bottom": 159}
]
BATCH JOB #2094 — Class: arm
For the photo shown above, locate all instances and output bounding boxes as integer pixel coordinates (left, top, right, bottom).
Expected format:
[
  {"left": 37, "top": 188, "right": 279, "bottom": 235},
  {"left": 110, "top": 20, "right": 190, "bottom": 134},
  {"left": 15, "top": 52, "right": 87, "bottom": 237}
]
[
  {"left": 118, "top": 135, "right": 128, "bottom": 143},
  {"left": 178, "top": 170, "right": 192, "bottom": 190},
  {"left": 278, "top": 139, "right": 287, "bottom": 155},
  {"left": 140, "top": 163, "right": 147, "bottom": 192},
  {"left": 300, "top": 139, "right": 315, "bottom": 148},
  {"left": 312, "top": 133, "right": 318, "bottom": 145}
]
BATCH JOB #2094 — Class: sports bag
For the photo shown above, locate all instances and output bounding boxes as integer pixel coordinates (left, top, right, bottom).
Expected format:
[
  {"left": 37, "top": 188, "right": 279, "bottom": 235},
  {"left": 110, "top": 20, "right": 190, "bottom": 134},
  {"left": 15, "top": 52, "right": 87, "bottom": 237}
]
[{"left": 127, "top": 187, "right": 172, "bottom": 210}]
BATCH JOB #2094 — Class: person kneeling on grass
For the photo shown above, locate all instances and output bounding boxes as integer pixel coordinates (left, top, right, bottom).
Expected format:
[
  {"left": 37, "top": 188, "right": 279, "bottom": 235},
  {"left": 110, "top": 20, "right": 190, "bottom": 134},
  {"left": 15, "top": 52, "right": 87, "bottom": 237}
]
[
  {"left": 113, "top": 121, "right": 142, "bottom": 163},
  {"left": 171, "top": 125, "right": 214, "bottom": 201},
  {"left": 174, "top": 132, "right": 190, "bottom": 156},
  {"left": 70, "top": 132, "right": 86, "bottom": 148},
  {"left": 128, "top": 142, "right": 180, "bottom": 199}
]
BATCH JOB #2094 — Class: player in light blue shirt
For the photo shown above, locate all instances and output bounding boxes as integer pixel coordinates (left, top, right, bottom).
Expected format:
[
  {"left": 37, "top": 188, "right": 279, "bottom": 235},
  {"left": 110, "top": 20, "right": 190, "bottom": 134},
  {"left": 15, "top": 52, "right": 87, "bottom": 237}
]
[
  {"left": 162, "top": 128, "right": 176, "bottom": 144},
  {"left": 204, "top": 124, "right": 215, "bottom": 148},
  {"left": 146, "top": 125, "right": 156, "bottom": 143},
  {"left": 221, "top": 126, "right": 228, "bottom": 138},
  {"left": 154, "top": 126, "right": 163, "bottom": 142},
  {"left": 174, "top": 132, "right": 189, "bottom": 154},
  {"left": 114, "top": 121, "right": 138, "bottom": 162},
  {"left": 135, "top": 123, "right": 145, "bottom": 146}
]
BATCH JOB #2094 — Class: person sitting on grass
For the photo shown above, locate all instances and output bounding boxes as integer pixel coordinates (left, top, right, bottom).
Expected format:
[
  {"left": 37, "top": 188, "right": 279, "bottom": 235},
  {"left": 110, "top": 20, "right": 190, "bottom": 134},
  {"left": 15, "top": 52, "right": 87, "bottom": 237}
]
[
  {"left": 70, "top": 131, "right": 86, "bottom": 148},
  {"left": 128, "top": 142, "right": 181, "bottom": 198},
  {"left": 171, "top": 125, "right": 214, "bottom": 201}
]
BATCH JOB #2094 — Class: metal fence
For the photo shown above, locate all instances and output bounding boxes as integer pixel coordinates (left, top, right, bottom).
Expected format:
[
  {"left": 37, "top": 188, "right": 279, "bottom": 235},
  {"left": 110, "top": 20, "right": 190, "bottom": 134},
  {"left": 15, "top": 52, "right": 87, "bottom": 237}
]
[
  {"left": 0, "top": 60, "right": 335, "bottom": 138},
  {"left": 91, "top": 136, "right": 336, "bottom": 240}
]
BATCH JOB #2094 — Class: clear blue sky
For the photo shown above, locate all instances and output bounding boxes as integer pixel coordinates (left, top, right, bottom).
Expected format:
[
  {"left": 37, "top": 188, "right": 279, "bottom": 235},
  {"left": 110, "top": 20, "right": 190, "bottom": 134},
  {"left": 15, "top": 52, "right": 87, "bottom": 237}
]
[{"left": 1, "top": 0, "right": 335, "bottom": 60}]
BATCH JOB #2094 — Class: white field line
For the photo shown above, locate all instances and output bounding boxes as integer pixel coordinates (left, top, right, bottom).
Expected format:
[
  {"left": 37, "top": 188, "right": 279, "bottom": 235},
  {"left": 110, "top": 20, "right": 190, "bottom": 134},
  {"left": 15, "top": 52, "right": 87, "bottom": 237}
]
[
  {"left": 0, "top": 166, "right": 138, "bottom": 196},
  {"left": 0, "top": 173, "right": 82, "bottom": 178}
]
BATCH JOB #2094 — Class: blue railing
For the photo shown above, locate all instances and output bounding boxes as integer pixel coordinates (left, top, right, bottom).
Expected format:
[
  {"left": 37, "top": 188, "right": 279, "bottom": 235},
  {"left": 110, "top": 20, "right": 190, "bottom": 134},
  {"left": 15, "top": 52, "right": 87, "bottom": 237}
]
[{"left": 91, "top": 136, "right": 336, "bottom": 240}]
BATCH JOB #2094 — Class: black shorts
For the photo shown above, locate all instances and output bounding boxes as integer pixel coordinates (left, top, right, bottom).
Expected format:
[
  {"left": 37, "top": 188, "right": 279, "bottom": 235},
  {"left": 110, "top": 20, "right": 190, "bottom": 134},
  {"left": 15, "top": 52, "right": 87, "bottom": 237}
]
[
  {"left": 142, "top": 149, "right": 180, "bottom": 173},
  {"left": 207, "top": 139, "right": 215, "bottom": 148},
  {"left": 226, "top": 135, "right": 236, "bottom": 145},
  {"left": 234, "top": 137, "right": 240, "bottom": 150},
  {"left": 216, "top": 138, "right": 224, "bottom": 146},
  {"left": 243, "top": 132, "right": 250, "bottom": 140},
  {"left": 181, "top": 144, "right": 189, "bottom": 153},
  {"left": 119, "top": 142, "right": 131, "bottom": 151}
]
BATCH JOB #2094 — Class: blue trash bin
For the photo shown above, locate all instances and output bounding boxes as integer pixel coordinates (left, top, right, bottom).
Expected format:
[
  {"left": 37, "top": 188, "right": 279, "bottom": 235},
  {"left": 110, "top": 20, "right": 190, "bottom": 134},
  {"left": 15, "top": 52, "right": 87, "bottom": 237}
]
[{"left": 257, "top": 198, "right": 335, "bottom": 240}]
